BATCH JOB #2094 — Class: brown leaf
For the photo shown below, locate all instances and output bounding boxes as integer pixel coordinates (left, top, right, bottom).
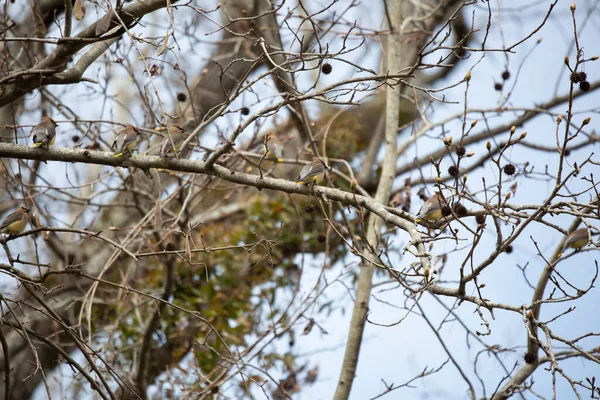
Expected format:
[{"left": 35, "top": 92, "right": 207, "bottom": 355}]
[
  {"left": 74, "top": 0, "right": 86, "bottom": 21},
  {"left": 302, "top": 318, "right": 314, "bottom": 335},
  {"left": 29, "top": 0, "right": 46, "bottom": 36},
  {"left": 95, "top": 7, "right": 114, "bottom": 37},
  {"left": 156, "top": 34, "right": 169, "bottom": 57},
  {"left": 185, "top": 234, "right": 192, "bottom": 262},
  {"left": 305, "top": 366, "right": 318, "bottom": 383}
]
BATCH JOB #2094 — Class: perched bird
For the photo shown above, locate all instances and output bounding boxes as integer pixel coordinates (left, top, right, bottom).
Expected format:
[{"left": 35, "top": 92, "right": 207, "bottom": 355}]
[
  {"left": 415, "top": 193, "right": 445, "bottom": 223},
  {"left": 296, "top": 157, "right": 328, "bottom": 185},
  {"left": 31, "top": 116, "right": 58, "bottom": 148},
  {"left": 159, "top": 125, "right": 187, "bottom": 159},
  {"left": 557, "top": 228, "right": 590, "bottom": 257},
  {"left": 0, "top": 207, "right": 30, "bottom": 235},
  {"left": 112, "top": 124, "right": 140, "bottom": 158}
]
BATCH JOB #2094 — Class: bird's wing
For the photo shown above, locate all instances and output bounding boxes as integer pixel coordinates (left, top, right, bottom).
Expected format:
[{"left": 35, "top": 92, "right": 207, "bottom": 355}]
[
  {"left": 112, "top": 134, "right": 120, "bottom": 150},
  {"left": 33, "top": 126, "right": 49, "bottom": 143},
  {"left": 0, "top": 212, "right": 22, "bottom": 231},
  {"left": 297, "top": 164, "right": 314, "bottom": 181}
]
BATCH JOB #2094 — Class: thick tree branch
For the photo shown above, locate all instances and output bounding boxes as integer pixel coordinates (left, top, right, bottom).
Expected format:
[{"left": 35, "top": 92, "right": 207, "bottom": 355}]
[{"left": 333, "top": 0, "right": 404, "bottom": 398}]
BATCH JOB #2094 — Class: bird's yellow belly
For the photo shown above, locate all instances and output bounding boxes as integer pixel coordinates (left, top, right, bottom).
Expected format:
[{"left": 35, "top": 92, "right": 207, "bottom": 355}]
[
  {"left": 569, "top": 238, "right": 588, "bottom": 249},
  {"left": 6, "top": 218, "right": 26, "bottom": 234},
  {"left": 424, "top": 208, "right": 443, "bottom": 222}
]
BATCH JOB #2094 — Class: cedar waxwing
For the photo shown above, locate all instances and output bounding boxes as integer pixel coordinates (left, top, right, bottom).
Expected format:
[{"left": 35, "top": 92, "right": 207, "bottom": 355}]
[
  {"left": 112, "top": 124, "right": 140, "bottom": 158},
  {"left": 557, "top": 228, "right": 590, "bottom": 257},
  {"left": 296, "top": 157, "right": 328, "bottom": 185},
  {"left": 0, "top": 207, "right": 30, "bottom": 235},
  {"left": 415, "top": 193, "right": 445, "bottom": 223},
  {"left": 31, "top": 116, "right": 58, "bottom": 148},
  {"left": 159, "top": 125, "right": 187, "bottom": 159}
]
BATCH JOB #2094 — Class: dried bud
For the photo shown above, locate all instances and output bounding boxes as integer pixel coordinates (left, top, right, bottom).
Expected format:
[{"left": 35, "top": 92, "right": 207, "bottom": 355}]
[
  {"left": 448, "top": 165, "right": 459, "bottom": 177},
  {"left": 582, "top": 117, "right": 591, "bottom": 125},
  {"left": 510, "top": 126, "right": 516, "bottom": 134},
  {"left": 463, "top": 174, "right": 468, "bottom": 183},
  {"left": 494, "top": 82, "right": 503, "bottom": 91},
  {"left": 519, "top": 132, "right": 527, "bottom": 140},
  {"left": 570, "top": 2, "right": 576, "bottom": 11},
  {"left": 564, "top": 56, "right": 570, "bottom": 66},
  {"left": 429, "top": 156, "right": 435, "bottom": 164},
  {"left": 557, "top": 115, "right": 563, "bottom": 123},
  {"left": 321, "top": 62, "right": 332, "bottom": 75},
  {"left": 503, "top": 164, "right": 516, "bottom": 175},
  {"left": 505, "top": 192, "right": 511, "bottom": 200},
  {"left": 241, "top": 107, "right": 250, "bottom": 115},
  {"left": 455, "top": 146, "right": 466, "bottom": 157},
  {"left": 447, "top": 136, "right": 453, "bottom": 145},
  {"left": 592, "top": 56, "right": 599, "bottom": 61},
  {"left": 501, "top": 70, "right": 510, "bottom": 80},
  {"left": 435, "top": 176, "right": 442, "bottom": 183},
  {"left": 505, "top": 245, "right": 513, "bottom": 254},
  {"left": 443, "top": 137, "right": 450, "bottom": 146},
  {"left": 486, "top": 141, "right": 491, "bottom": 151},
  {"left": 351, "top": 179, "right": 357, "bottom": 190},
  {"left": 466, "top": 152, "right": 475, "bottom": 157},
  {"left": 465, "top": 71, "right": 471, "bottom": 81},
  {"left": 475, "top": 214, "right": 486, "bottom": 225},
  {"left": 471, "top": 120, "right": 478, "bottom": 128}
]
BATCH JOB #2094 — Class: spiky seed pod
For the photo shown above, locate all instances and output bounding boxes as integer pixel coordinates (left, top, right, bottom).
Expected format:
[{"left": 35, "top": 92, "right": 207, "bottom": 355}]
[
  {"left": 503, "top": 164, "right": 516, "bottom": 176},
  {"left": 448, "top": 165, "right": 459, "bottom": 177},
  {"left": 453, "top": 203, "right": 468, "bottom": 217},
  {"left": 524, "top": 352, "right": 536, "bottom": 364},
  {"left": 580, "top": 81, "right": 591, "bottom": 92},
  {"left": 304, "top": 204, "right": 315, "bottom": 213},
  {"left": 441, "top": 205, "right": 452, "bottom": 217}
]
